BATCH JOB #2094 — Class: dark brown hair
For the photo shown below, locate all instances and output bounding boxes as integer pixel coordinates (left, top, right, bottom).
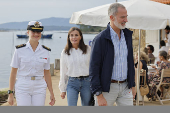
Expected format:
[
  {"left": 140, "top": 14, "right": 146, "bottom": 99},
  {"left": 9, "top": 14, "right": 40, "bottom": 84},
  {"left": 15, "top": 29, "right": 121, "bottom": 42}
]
[{"left": 64, "top": 27, "right": 87, "bottom": 55}]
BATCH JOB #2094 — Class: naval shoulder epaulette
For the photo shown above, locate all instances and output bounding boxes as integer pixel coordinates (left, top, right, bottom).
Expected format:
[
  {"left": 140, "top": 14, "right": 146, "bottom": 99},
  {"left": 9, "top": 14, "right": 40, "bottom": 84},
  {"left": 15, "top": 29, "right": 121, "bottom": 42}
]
[
  {"left": 42, "top": 45, "right": 51, "bottom": 51},
  {"left": 15, "top": 44, "right": 26, "bottom": 49}
]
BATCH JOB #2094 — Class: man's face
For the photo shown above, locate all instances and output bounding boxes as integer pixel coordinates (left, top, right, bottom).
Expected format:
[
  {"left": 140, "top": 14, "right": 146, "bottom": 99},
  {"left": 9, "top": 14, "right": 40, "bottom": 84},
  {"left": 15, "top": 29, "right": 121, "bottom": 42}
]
[{"left": 113, "top": 7, "right": 128, "bottom": 29}]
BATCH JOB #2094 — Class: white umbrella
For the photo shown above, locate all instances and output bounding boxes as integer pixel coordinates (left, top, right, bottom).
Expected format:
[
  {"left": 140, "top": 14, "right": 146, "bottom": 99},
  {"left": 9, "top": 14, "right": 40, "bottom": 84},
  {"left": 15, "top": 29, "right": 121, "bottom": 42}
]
[
  {"left": 70, "top": 0, "right": 170, "bottom": 30},
  {"left": 70, "top": 0, "right": 170, "bottom": 106}
]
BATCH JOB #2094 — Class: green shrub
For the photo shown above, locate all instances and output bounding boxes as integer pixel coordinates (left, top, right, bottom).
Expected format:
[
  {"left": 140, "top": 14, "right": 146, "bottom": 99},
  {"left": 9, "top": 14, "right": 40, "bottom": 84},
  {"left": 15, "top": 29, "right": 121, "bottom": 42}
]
[{"left": 0, "top": 91, "right": 8, "bottom": 105}]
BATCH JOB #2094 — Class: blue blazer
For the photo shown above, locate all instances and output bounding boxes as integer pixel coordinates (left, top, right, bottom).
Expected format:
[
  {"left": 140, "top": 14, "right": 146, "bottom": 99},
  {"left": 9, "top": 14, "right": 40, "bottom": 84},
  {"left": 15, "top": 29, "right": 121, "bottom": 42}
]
[{"left": 89, "top": 23, "right": 135, "bottom": 94}]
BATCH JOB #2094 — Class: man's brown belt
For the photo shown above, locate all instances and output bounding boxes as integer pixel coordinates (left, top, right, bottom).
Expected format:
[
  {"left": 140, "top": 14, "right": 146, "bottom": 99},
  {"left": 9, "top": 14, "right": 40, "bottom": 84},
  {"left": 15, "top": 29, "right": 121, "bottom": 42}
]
[{"left": 111, "top": 79, "right": 127, "bottom": 84}]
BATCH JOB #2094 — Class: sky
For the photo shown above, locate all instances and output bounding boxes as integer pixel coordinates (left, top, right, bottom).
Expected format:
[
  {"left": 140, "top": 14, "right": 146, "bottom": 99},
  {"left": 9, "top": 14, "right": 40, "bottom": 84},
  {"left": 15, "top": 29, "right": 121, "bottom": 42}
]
[{"left": 0, "top": 0, "right": 127, "bottom": 24}]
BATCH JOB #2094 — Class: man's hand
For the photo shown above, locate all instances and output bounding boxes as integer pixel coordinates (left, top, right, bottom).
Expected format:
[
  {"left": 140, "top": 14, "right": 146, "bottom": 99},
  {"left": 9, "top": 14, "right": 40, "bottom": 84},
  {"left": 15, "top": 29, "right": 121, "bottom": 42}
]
[
  {"left": 97, "top": 94, "right": 107, "bottom": 106},
  {"left": 130, "top": 87, "right": 136, "bottom": 99}
]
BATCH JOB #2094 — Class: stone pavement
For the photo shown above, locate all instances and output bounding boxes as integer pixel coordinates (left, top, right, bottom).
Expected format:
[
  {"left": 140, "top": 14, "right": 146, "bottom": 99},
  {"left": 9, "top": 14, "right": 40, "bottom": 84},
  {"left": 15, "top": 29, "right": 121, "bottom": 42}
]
[
  {"left": 1, "top": 70, "right": 170, "bottom": 106},
  {"left": 45, "top": 70, "right": 81, "bottom": 106}
]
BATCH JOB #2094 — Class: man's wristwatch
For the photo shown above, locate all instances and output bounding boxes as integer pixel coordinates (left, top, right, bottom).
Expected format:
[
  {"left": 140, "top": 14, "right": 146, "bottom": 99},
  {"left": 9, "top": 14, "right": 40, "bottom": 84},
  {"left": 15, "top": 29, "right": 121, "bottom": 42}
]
[
  {"left": 8, "top": 90, "right": 14, "bottom": 94},
  {"left": 95, "top": 91, "right": 102, "bottom": 96}
]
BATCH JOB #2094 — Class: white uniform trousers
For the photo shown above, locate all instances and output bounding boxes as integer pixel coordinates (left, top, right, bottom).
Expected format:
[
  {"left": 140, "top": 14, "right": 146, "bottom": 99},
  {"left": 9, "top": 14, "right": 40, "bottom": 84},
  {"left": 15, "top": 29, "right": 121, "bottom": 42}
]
[
  {"left": 14, "top": 76, "right": 47, "bottom": 106},
  {"left": 95, "top": 82, "right": 133, "bottom": 106}
]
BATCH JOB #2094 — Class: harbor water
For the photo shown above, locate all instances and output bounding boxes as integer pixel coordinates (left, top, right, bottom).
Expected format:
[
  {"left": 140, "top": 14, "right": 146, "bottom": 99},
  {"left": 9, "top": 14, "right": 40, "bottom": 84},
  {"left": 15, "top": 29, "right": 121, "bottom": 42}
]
[{"left": 0, "top": 30, "right": 97, "bottom": 89}]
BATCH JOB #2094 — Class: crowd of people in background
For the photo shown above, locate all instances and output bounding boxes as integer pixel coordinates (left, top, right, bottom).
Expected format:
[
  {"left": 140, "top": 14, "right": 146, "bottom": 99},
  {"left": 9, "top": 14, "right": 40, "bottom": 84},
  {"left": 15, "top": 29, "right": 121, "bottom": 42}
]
[
  {"left": 134, "top": 25, "right": 170, "bottom": 101},
  {"left": 7, "top": 2, "right": 170, "bottom": 106}
]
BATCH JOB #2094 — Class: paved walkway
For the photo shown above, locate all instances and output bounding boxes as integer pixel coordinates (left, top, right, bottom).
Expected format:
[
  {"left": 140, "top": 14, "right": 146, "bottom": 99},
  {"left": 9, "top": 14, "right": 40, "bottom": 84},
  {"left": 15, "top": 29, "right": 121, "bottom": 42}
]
[
  {"left": 45, "top": 70, "right": 81, "bottom": 106},
  {"left": 2, "top": 70, "right": 170, "bottom": 106},
  {"left": 1, "top": 70, "right": 81, "bottom": 106}
]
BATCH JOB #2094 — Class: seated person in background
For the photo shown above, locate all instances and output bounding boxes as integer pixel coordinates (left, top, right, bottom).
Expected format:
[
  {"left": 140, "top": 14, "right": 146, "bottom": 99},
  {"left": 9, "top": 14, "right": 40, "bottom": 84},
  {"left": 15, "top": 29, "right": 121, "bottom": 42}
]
[
  {"left": 143, "top": 47, "right": 148, "bottom": 55},
  {"left": 155, "top": 40, "right": 169, "bottom": 65},
  {"left": 148, "top": 51, "right": 170, "bottom": 101},
  {"left": 147, "top": 45, "right": 155, "bottom": 64},
  {"left": 164, "top": 25, "right": 170, "bottom": 47},
  {"left": 168, "top": 48, "right": 170, "bottom": 61},
  {"left": 134, "top": 51, "right": 149, "bottom": 100},
  {"left": 135, "top": 51, "right": 149, "bottom": 85}
]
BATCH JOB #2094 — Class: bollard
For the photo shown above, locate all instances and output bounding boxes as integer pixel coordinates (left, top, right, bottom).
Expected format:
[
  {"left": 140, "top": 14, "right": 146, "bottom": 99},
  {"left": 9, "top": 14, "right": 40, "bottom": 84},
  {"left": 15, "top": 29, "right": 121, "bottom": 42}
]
[
  {"left": 50, "top": 63, "right": 54, "bottom": 76},
  {"left": 55, "top": 59, "right": 60, "bottom": 70}
]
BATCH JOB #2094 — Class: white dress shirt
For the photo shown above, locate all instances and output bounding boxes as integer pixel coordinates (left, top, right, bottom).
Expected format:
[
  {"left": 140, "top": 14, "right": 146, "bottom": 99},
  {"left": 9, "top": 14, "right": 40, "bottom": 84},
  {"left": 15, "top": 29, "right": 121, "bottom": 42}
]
[
  {"left": 110, "top": 26, "right": 128, "bottom": 81},
  {"left": 59, "top": 46, "right": 91, "bottom": 92},
  {"left": 10, "top": 41, "right": 50, "bottom": 77}
]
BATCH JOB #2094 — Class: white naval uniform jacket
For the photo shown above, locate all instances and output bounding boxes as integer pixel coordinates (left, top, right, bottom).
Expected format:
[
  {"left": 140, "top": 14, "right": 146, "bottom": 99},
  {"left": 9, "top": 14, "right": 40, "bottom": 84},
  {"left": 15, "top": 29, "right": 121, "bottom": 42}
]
[{"left": 10, "top": 41, "right": 50, "bottom": 77}]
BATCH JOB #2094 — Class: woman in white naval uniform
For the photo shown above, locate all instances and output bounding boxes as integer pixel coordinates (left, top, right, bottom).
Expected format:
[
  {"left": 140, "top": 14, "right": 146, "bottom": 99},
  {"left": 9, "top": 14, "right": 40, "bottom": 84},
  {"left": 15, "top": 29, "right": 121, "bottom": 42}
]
[
  {"left": 59, "top": 27, "right": 92, "bottom": 106},
  {"left": 7, "top": 21, "right": 55, "bottom": 106}
]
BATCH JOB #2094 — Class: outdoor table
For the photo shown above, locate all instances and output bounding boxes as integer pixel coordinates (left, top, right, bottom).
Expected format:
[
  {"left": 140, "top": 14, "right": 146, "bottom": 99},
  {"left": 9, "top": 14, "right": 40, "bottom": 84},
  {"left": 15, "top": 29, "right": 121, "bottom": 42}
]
[{"left": 147, "top": 66, "right": 156, "bottom": 74}]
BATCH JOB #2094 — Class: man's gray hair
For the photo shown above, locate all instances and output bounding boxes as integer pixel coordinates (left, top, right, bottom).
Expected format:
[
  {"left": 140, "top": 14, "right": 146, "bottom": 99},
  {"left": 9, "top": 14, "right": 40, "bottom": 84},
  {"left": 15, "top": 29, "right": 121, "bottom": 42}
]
[{"left": 108, "top": 3, "right": 126, "bottom": 17}]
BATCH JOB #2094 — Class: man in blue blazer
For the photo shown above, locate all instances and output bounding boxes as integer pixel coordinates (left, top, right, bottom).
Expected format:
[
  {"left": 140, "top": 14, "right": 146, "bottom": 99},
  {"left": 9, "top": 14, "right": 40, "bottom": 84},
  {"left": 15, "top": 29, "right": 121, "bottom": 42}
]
[{"left": 89, "top": 3, "right": 136, "bottom": 106}]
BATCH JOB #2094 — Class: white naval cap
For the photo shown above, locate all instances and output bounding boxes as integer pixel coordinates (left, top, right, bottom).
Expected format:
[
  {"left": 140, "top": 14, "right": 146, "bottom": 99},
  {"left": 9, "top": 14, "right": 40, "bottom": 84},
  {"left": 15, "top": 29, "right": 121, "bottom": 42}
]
[
  {"left": 28, "top": 21, "right": 43, "bottom": 26},
  {"left": 27, "top": 21, "right": 43, "bottom": 32}
]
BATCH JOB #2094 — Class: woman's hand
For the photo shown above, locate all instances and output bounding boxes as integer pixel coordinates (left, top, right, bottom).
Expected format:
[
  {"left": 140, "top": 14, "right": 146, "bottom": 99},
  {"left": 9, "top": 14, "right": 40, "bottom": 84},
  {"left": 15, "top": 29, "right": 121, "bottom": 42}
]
[
  {"left": 151, "top": 65, "right": 156, "bottom": 69},
  {"left": 60, "top": 92, "right": 66, "bottom": 99},
  {"left": 8, "top": 94, "right": 14, "bottom": 106},
  {"left": 157, "top": 61, "right": 161, "bottom": 67},
  {"left": 44, "top": 70, "right": 55, "bottom": 106},
  {"left": 49, "top": 95, "right": 55, "bottom": 106},
  {"left": 8, "top": 67, "right": 18, "bottom": 106}
]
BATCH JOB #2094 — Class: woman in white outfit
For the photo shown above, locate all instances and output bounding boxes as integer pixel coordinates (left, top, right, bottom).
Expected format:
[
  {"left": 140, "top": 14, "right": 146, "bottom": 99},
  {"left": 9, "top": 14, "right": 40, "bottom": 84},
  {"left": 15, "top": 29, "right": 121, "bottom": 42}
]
[
  {"left": 7, "top": 21, "right": 55, "bottom": 106},
  {"left": 59, "top": 27, "right": 92, "bottom": 106}
]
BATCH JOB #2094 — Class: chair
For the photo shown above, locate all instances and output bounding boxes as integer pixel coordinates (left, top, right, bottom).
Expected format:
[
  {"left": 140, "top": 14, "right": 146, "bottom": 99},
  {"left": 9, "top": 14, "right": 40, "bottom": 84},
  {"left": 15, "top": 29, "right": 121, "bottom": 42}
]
[
  {"left": 156, "top": 69, "right": 170, "bottom": 105},
  {"left": 134, "top": 69, "right": 146, "bottom": 106},
  {"left": 139, "top": 69, "right": 147, "bottom": 106}
]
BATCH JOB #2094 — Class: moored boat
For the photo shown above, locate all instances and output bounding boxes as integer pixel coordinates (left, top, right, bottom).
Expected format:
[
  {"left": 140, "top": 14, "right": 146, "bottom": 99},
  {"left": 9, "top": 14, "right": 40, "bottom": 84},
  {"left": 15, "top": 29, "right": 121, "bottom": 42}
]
[
  {"left": 16, "top": 34, "right": 53, "bottom": 39},
  {"left": 17, "top": 35, "right": 28, "bottom": 38}
]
